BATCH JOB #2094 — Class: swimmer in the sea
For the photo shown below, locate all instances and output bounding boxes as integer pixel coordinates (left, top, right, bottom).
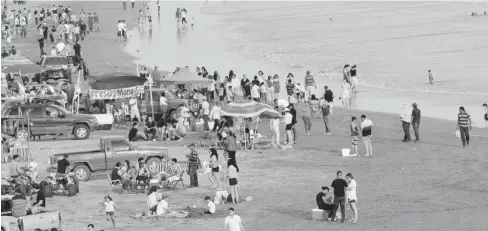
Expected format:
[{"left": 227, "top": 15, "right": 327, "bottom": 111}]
[{"left": 428, "top": 70, "right": 433, "bottom": 84}]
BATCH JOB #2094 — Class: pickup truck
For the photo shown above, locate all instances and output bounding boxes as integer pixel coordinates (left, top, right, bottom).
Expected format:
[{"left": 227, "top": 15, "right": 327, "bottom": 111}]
[
  {"left": 49, "top": 136, "right": 169, "bottom": 181},
  {"left": 1, "top": 103, "right": 98, "bottom": 140},
  {"left": 144, "top": 88, "right": 199, "bottom": 121},
  {"left": 35, "top": 56, "right": 74, "bottom": 84},
  {"left": 1, "top": 210, "right": 62, "bottom": 231}
]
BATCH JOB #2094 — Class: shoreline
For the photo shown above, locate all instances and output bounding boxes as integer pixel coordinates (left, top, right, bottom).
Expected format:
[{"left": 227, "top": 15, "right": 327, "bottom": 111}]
[{"left": 123, "top": 2, "right": 487, "bottom": 128}]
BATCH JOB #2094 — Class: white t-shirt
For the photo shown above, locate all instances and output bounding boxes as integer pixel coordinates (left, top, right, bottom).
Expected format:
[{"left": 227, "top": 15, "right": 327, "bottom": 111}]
[
  {"left": 346, "top": 179, "right": 358, "bottom": 201},
  {"left": 159, "top": 96, "right": 167, "bottom": 105},
  {"left": 284, "top": 112, "right": 292, "bottom": 125},
  {"left": 251, "top": 85, "right": 260, "bottom": 98},
  {"left": 181, "top": 11, "right": 187, "bottom": 18},
  {"left": 276, "top": 99, "right": 289, "bottom": 108},
  {"left": 208, "top": 79, "right": 215, "bottom": 91},
  {"left": 260, "top": 85, "right": 267, "bottom": 94},
  {"left": 207, "top": 201, "right": 216, "bottom": 214},
  {"left": 56, "top": 42, "right": 66, "bottom": 53},
  {"left": 147, "top": 192, "right": 162, "bottom": 208},
  {"left": 50, "top": 49, "right": 57, "bottom": 56},
  {"left": 129, "top": 98, "right": 138, "bottom": 111},
  {"left": 201, "top": 101, "right": 210, "bottom": 115},
  {"left": 225, "top": 214, "right": 242, "bottom": 231},
  {"left": 231, "top": 78, "right": 240, "bottom": 89},
  {"left": 210, "top": 106, "right": 221, "bottom": 120},
  {"left": 117, "top": 22, "right": 123, "bottom": 32},
  {"left": 104, "top": 201, "right": 115, "bottom": 212},
  {"left": 228, "top": 165, "right": 238, "bottom": 179}
]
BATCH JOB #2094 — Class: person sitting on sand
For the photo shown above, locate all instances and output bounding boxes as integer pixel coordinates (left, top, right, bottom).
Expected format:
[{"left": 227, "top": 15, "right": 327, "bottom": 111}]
[
  {"left": 144, "top": 116, "right": 157, "bottom": 141},
  {"left": 167, "top": 158, "right": 184, "bottom": 185},
  {"left": 203, "top": 196, "right": 216, "bottom": 215},
  {"left": 146, "top": 186, "right": 162, "bottom": 215},
  {"left": 128, "top": 122, "right": 146, "bottom": 142}
]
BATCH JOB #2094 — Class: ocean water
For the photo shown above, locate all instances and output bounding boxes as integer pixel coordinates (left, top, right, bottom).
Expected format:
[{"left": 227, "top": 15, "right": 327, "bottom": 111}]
[
  {"left": 203, "top": 1, "right": 488, "bottom": 95},
  {"left": 125, "top": 1, "right": 488, "bottom": 126}
]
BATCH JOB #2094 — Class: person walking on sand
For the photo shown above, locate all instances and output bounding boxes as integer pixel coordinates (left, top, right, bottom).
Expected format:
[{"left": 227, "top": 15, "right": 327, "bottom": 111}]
[
  {"left": 330, "top": 171, "right": 348, "bottom": 223},
  {"left": 224, "top": 208, "right": 245, "bottom": 231},
  {"left": 428, "top": 70, "right": 433, "bottom": 84},
  {"left": 289, "top": 104, "right": 298, "bottom": 143},
  {"left": 99, "top": 195, "right": 116, "bottom": 228},
  {"left": 227, "top": 159, "right": 240, "bottom": 204},
  {"left": 457, "top": 106, "right": 471, "bottom": 147},
  {"left": 304, "top": 70, "right": 316, "bottom": 101},
  {"left": 341, "top": 79, "right": 351, "bottom": 108},
  {"left": 345, "top": 173, "right": 358, "bottom": 223},
  {"left": 350, "top": 116, "right": 359, "bottom": 155},
  {"left": 186, "top": 143, "right": 202, "bottom": 187},
  {"left": 483, "top": 103, "right": 488, "bottom": 128},
  {"left": 286, "top": 79, "right": 296, "bottom": 104},
  {"left": 321, "top": 99, "right": 331, "bottom": 135},
  {"left": 323, "top": 86, "right": 335, "bottom": 115},
  {"left": 411, "top": 103, "right": 421, "bottom": 141},
  {"left": 123, "top": 0, "right": 127, "bottom": 10},
  {"left": 283, "top": 107, "right": 294, "bottom": 145},
  {"left": 400, "top": 103, "right": 412, "bottom": 142},
  {"left": 302, "top": 101, "right": 312, "bottom": 135},
  {"left": 131, "top": 0, "right": 135, "bottom": 10},
  {"left": 360, "top": 114, "right": 373, "bottom": 157}
]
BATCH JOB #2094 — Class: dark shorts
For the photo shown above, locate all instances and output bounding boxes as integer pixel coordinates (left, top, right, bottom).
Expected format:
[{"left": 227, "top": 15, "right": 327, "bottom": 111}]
[
  {"left": 285, "top": 124, "right": 292, "bottom": 130},
  {"left": 117, "top": 31, "right": 121, "bottom": 37},
  {"left": 348, "top": 199, "right": 356, "bottom": 203},
  {"left": 106, "top": 211, "right": 114, "bottom": 216},
  {"left": 212, "top": 167, "right": 219, "bottom": 173},
  {"left": 229, "top": 178, "right": 238, "bottom": 186},
  {"left": 204, "top": 210, "right": 213, "bottom": 215}
]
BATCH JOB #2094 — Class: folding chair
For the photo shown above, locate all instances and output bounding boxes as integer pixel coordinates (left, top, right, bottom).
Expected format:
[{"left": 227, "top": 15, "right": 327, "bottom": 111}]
[
  {"left": 170, "top": 171, "right": 186, "bottom": 190},
  {"left": 107, "top": 174, "right": 123, "bottom": 194}
]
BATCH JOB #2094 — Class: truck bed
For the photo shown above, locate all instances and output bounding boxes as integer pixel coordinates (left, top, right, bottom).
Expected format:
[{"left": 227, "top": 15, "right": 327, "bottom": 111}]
[{"left": 54, "top": 149, "right": 102, "bottom": 156}]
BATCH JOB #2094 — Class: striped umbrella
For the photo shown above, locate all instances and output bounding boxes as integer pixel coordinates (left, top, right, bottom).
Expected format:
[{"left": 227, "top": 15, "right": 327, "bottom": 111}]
[{"left": 221, "top": 100, "right": 282, "bottom": 119}]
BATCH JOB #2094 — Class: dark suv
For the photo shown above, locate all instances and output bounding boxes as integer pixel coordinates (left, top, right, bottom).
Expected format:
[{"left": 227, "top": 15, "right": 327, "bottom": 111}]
[{"left": 2, "top": 103, "right": 98, "bottom": 140}]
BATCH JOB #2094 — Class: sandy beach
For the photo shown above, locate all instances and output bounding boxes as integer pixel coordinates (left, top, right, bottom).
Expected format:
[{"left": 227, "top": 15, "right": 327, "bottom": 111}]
[{"left": 2, "top": 1, "right": 488, "bottom": 231}]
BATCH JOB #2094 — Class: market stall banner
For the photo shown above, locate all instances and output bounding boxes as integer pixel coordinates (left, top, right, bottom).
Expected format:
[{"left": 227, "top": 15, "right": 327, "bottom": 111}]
[{"left": 89, "top": 86, "right": 144, "bottom": 100}]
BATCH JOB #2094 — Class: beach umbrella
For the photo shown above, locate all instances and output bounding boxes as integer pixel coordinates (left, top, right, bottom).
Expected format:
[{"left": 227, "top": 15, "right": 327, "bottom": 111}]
[
  {"left": 89, "top": 75, "right": 147, "bottom": 90},
  {"left": 2, "top": 55, "right": 34, "bottom": 66},
  {"left": 221, "top": 100, "right": 282, "bottom": 119},
  {"left": 161, "top": 68, "right": 209, "bottom": 84},
  {"left": 2, "top": 64, "right": 42, "bottom": 74}
]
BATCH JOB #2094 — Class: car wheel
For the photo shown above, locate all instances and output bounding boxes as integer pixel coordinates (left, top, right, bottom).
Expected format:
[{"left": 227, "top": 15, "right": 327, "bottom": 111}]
[
  {"left": 15, "top": 127, "right": 31, "bottom": 141},
  {"left": 146, "top": 157, "right": 161, "bottom": 175},
  {"left": 73, "top": 124, "right": 90, "bottom": 140},
  {"left": 73, "top": 165, "right": 91, "bottom": 181}
]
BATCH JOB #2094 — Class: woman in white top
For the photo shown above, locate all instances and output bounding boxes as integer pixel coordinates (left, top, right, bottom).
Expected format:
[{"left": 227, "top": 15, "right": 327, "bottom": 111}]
[
  {"left": 345, "top": 173, "right": 358, "bottom": 223},
  {"left": 270, "top": 106, "right": 281, "bottom": 148},
  {"left": 341, "top": 79, "right": 351, "bottom": 108},
  {"left": 227, "top": 159, "right": 240, "bottom": 204}
]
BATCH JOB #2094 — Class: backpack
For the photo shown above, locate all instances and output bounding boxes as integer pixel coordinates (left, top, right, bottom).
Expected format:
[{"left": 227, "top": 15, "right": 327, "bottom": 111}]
[{"left": 322, "top": 105, "right": 330, "bottom": 116}]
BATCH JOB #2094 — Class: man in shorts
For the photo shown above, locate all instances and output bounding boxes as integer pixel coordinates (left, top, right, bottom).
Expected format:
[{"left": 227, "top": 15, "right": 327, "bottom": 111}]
[{"left": 304, "top": 71, "right": 316, "bottom": 101}]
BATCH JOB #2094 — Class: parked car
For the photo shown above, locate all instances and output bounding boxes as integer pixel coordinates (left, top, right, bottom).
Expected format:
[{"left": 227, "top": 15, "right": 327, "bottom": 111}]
[
  {"left": 1, "top": 210, "right": 62, "bottom": 231},
  {"left": 48, "top": 136, "right": 169, "bottom": 181},
  {"left": 35, "top": 56, "right": 74, "bottom": 85},
  {"left": 1, "top": 103, "right": 98, "bottom": 140}
]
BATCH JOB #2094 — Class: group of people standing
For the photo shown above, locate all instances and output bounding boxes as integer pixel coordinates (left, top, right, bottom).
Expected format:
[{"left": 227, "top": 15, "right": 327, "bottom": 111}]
[{"left": 316, "top": 170, "right": 358, "bottom": 223}]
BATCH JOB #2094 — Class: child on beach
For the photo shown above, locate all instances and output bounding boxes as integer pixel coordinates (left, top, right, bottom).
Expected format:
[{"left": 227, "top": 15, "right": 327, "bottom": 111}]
[
  {"left": 350, "top": 117, "right": 359, "bottom": 155},
  {"left": 203, "top": 196, "right": 215, "bottom": 215},
  {"left": 100, "top": 195, "right": 116, "bottom": 228}
]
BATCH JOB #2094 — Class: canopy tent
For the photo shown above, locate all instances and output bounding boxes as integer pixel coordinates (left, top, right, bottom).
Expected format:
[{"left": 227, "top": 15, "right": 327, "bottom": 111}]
[
  {"left": 221, "top": 100, "right": 282, "bottom": 119},
  {"left": 2, "top": 64, "right": 42, "bottom": 74},
  {"left": 89, "top": 75, "right": 147, "bottom": 90},
  {"left": 160, "top": 68, "right": 209, "bottom": 84},
  {"left": 2, "top": 55, "right": 34, "bottom": 66}
]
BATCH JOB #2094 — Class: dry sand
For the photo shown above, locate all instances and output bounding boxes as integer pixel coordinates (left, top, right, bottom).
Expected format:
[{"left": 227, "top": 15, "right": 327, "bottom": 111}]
[{"left": 2, "top": 1, "right": 488, "bottom": 231}]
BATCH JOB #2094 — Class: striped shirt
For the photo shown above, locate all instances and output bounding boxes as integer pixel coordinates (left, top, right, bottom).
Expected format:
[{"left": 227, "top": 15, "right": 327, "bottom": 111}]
[
  {"left": 286, "top": 83, "right": 295, "bottom": 95},
  {"left": 304, "top": 75, "right": 315, "bottom": 87},
  {"left": 457, "top": 112, "right": 470, "bottom": 127},
  {"left": 187, "top": 150, "right": 200, "bottom": 167}
]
